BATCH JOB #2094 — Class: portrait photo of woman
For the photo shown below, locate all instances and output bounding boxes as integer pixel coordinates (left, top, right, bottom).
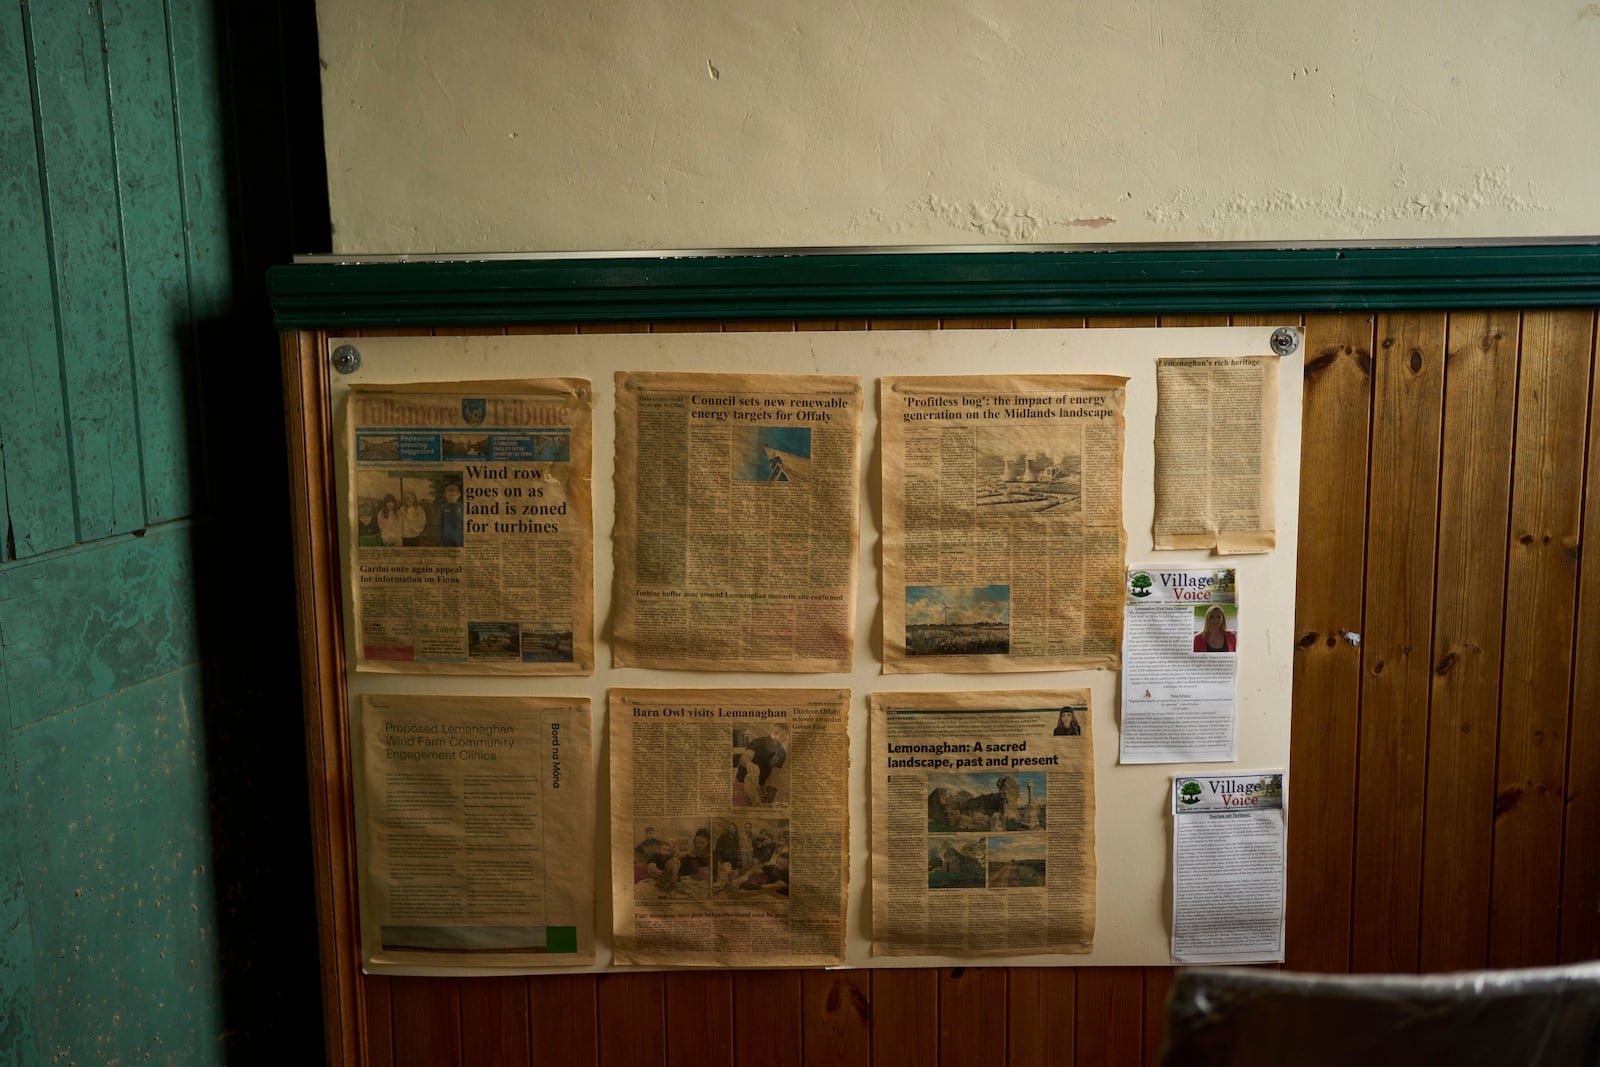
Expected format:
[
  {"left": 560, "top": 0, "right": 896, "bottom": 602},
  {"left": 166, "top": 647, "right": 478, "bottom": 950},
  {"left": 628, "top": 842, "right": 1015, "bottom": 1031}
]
[{"left": 1193, "top": 604, "right": 1237, "bottom": 653}]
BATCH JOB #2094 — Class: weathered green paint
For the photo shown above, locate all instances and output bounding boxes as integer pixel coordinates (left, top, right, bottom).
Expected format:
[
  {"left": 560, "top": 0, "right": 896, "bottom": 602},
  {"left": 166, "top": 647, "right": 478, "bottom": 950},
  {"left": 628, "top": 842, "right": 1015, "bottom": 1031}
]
[
  {"left": 0, "top": 5, "right": 74, "bottom": 559},
  {"left": 0, "top": 670, "right": 38, "bottom": 1066},
  {"left": 104, "top": 0, "right": 195, "bottom": 525},
  {"left": 166, "top": 0, "right": 231, "bottom": 325},
  {"left": 18, "top": 667, "right": 223, "bottom": 1066},
  {"left": 26, "top": 0, "right": 144, "bottom": 541},
  {"left": 3, "top": 0, "right": 323, "bottom": 1059},
  {"left": 0, "top": 522, "right": 199, "bottom": 731}
]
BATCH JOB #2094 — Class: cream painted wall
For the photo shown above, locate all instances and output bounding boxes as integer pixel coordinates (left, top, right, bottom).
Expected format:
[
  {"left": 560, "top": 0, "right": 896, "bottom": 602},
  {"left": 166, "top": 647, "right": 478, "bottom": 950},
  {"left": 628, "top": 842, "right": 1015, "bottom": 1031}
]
[{"left": 317, "top": 0, "right": 1600, "bottom": 254}]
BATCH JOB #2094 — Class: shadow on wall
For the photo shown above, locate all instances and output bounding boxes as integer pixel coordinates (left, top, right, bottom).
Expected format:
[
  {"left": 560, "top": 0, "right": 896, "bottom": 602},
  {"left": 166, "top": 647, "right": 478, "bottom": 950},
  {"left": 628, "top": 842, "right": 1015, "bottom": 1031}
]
[{"left": 189, "top": 1, "right": 330, "bottom": 1060}]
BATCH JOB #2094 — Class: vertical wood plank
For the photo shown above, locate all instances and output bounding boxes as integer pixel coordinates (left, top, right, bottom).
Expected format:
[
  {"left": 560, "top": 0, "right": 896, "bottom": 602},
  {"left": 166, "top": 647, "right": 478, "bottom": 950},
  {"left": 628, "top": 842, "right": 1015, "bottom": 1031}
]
[
  {"left": 940, "top": 317, "right": 1014, "bottom": 330},
  {"left": 1349, "top": 313, "right": 1446, "bottom": 974},
  {"left": 870, "top": 969, "right": 936, "bottom": 1067},
  {"left": 1416, "top": 311, "right": 1519, "bottom": 971},
  {"left": 0, "top": 5, "right": 74, "bottom": 557},
  {"left": 1073, "top": 967, "right": 1142, "bottom": 1067},
  {"left": 27, "top": 0, "right": 144, "bottom": 540},
  {"left": 165, "top": 0, "right": 231, "bottom": 322},
  {"left": 528, "top": 974, "right": 599, "bottom": 1066},
  {"left": 390, "top": 977, "right": 463, "bottom": 1067},
  {"left": 733, "top": 971, "right": 802, "bottom": 1067},
  {"left": 1088, "top": 317, "right": 1159, "bottom": 329},
  {"left": 103, "top": 0, "right": 194, "bottom": 523},
  {"left": 665, "top": 971, "right": 733, "bottom": 1067},
  {"left": 1006, "top": 968, "right": 1074, "bottom": 1067},
  {"left": 1285, "top": 312, "right": 1375, "bottom": 972},
  {"left": 1156, "top": 315, "right": 1230, "bottom": 327},
  {"left": 597, "top": 973, "right": 664, "bottom": 1067},
  {"left": 938, "top": 968, "right": 1006, "bottom": 1065},
  {"left": 1142, "top": 968, "right": 1176, "bottom": 1067},
  {"left": 800, "top": 971, "right": 870, "bottom": 1067},
  {"left": 460, "top": 978, "right": 530, "bottom": 1066},
  {"left": 1489, "top": 309, "right": 1595, "bottom": 967},
  {"left": 362, "top": 975, "right": 394, "bottom": 1067},
  {"left": 1560, "top": 323, "right": 1600, "bottom": 963}
]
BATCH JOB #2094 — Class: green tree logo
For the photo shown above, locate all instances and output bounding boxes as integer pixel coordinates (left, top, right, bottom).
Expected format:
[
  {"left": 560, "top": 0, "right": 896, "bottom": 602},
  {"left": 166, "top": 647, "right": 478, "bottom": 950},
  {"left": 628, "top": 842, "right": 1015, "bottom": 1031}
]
[
  {"left": 1179, "top": 780, "right": 1202, "bottom": 805},
  {"left": 1130, "top": 572, "right": 1154, "bottom": 598}
]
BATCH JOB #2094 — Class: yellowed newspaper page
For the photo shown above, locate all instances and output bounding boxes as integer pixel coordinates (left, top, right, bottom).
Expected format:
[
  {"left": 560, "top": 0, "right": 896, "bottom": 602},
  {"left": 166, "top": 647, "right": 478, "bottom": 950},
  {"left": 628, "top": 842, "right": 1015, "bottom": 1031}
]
[
  {"left": 346, "top": 380, "right": 594, "bottom": 673},
  {"left": 882, "top": 374, "right": 1127, "bottom": 673},
  {"left": 609, "top": 688, "right": 850, "bottom": 967},
  {"left": 870, "top": 689, "right": 1096, "bottom": 957},
  {"left": 355, "top": 693, "right": 594, "bottom": 970},
  {"left": 612, "top": 371, "right": 863, "bottom": 671},
  {"left": 1152, "top": 355, "right": 1279, "bottom": 554}
]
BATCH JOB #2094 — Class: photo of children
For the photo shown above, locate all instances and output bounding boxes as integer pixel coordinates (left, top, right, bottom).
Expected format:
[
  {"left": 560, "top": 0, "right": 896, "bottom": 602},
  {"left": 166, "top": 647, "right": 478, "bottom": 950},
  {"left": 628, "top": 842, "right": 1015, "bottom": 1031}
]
[
  {"left": 730, "top": 723, "right": 789, "bottom": 807},
  {"left": 711, "top": 818, "right": 790, "bottom": 902},
  {"left": 632, "top": 821, "right": 713, "bottom": 905}
]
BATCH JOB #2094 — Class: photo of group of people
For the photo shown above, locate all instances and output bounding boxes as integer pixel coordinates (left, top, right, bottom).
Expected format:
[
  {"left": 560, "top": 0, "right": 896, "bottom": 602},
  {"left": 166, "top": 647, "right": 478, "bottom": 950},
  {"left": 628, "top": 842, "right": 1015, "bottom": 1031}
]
[
  {"left": 632, "top": 819, "right": 791, "bottom": 905},
  {"left": 355, "top": 470, "right": 465, "bottom": 548},
  {"left": 926, "top": 771, "right": 1049, "bottom": 890}
]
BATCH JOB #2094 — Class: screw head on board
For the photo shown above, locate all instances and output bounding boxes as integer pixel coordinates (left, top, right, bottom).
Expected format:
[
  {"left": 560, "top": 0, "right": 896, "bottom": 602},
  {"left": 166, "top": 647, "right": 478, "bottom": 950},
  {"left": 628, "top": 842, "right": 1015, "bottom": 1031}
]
[
  {"left": 1269, "top": 327, "right": 1300, "bottom": 357},
  {"left": 331, "top": 344, "right": 362, "bottom": 374}
]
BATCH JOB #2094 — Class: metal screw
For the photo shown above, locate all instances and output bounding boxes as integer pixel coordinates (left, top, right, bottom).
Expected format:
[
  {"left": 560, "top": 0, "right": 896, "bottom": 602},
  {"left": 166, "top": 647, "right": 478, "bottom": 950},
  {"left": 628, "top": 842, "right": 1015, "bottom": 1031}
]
[
  {"left": 1269, "top": 327, "right": 1300, "bottom": 357},
  {"left": 331, "top": 344, "right": 362, "bottom": 374}
]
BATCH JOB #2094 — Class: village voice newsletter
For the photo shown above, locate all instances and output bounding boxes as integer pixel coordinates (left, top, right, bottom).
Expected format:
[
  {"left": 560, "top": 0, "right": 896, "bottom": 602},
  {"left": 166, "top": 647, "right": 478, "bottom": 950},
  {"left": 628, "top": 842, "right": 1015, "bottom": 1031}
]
[{"left": 1170, "top": 771, "right": 1286, "bottom": 964}]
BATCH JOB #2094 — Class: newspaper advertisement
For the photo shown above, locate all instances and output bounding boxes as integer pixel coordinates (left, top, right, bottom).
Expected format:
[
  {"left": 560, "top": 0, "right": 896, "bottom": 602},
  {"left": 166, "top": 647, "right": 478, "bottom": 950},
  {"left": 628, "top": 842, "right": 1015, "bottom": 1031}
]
[
  {"left": 1122, "top": 566, "right": 1239, "bottom": 763},
  {"left": 355, "top": 693, "right": 595, "bottom": 970},
  {"left": 609, "top": 688, "right": 850, "bottom": 967},
  {"left": 881, "top": 375, "right": 1128, "bottom": 673},
  {"left": 346, "top": 380, "right": 594, "bottom": 674},
  {"left": 1153, "top": 355, "right": 1279, "bottom": 554},
  {"left": 613, "top": 372, "right": 863, "bottom": 672},
  {"left": 1171, "top": 771, "right": 1286, "bottom": 964},
  {"left": 870, "top": 689, "right": 1096, "bottom": 958}
]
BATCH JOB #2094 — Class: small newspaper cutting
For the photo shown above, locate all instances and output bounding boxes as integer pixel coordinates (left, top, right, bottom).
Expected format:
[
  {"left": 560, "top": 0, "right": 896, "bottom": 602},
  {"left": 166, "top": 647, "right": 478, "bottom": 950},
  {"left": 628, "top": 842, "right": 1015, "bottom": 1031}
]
[
  {"left": 612, "top": 372, "right": 864, "bottom": 672},
  {"left": 1152, "top": 355, "right": 1279, "bottom": 554},
  {"left": 881, "top": 374, "right": 1128, "bottom": 673},
  {"left": 355, "top": 693, "right": 595, "bottom": 970},
  {"left": 1170, "top": 771, "right": 1287, "bottom": 964},
  {"left": 345, "top": 380, "right": 594, "bottom": 674},
  {"left": 609, "top": 688, "right": 850, "bottom": 967},
  {"left": 870, "top": 690, "right": 1096, "bottom": 957}
]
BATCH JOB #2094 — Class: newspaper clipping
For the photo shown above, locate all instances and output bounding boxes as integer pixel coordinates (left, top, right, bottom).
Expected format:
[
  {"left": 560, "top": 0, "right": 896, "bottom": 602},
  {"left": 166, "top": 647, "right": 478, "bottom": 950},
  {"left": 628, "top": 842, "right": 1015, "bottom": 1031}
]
[
  {"left": 346, "top": 380, "right": 594, "bottom": 674},
  {"left": 1152, "top": 355, "right": 1279, "bottom": 554},
  {"left": 882, "top": 375, "right": 1128, "bottom": 673},
  {"left": 1171, "top": 771, "right": 1287, "bottom": 964},
  {"left": 870, "top": 690, "right": 1096, "bottom": 958},
  {"left": 1122, "top": 566, "right": 1239, "bottom": 764},
  {"left": 609, "top": 688, "right": 850, "bottom": 967},
  {"left": 613, "top": 372, "right": 863, "bottom": 672},
  {"left": 356, "top": 693, "right": 595, "bottom": 970}
]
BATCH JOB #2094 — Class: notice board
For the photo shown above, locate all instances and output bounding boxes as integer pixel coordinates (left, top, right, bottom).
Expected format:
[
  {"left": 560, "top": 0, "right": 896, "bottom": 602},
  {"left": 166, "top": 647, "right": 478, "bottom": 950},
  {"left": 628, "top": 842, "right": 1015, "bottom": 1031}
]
[{"left": 325, "top": 325, "right": 1301, "bottom": 974}]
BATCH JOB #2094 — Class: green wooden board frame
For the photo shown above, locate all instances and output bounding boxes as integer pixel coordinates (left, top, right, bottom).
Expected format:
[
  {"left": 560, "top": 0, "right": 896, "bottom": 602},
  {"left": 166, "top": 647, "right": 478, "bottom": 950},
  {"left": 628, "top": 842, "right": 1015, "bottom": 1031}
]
[{"left": 270, "top": 244, "right": 1600, "bottom": 327}]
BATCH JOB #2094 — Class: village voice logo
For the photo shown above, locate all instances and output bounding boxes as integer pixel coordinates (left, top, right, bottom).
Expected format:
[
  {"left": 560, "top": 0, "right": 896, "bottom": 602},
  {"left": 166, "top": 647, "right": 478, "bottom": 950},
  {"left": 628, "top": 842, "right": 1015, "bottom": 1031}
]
[
  {"left": 1129, "top": 572, "right": 1154, "bottom": 598},
  {"left": 1178, "top": 779, "right": 1202, "bottom": 805},
  {"left": 462, "top": 399, "right": 487, "bottom": 426}
]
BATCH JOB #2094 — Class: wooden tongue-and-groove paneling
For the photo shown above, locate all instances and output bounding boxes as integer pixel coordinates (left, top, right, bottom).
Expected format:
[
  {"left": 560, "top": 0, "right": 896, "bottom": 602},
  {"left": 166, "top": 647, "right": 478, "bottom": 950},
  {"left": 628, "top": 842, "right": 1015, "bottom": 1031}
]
[{"left": 292, "top": 310, "right": 1600, "bottom": 1065}]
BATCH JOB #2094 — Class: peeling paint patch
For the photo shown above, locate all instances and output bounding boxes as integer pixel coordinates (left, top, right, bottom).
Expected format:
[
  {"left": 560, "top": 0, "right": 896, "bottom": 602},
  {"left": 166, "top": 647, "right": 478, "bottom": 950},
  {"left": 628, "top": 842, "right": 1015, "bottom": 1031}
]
[
  {"left": 898, "top": 194, "right": 1117, "bottom": 240},
  {"left": 1144, "top": 167, "right": 1547, "bottom": 235}
]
